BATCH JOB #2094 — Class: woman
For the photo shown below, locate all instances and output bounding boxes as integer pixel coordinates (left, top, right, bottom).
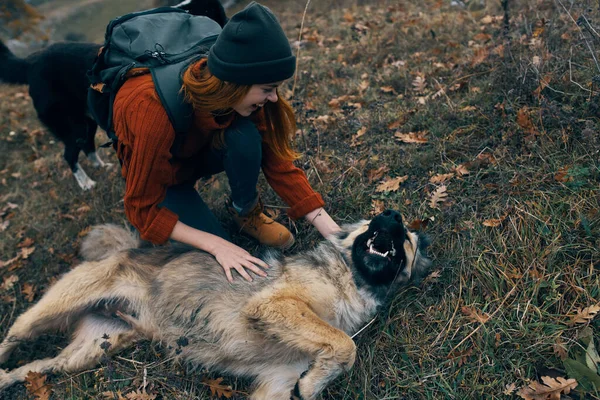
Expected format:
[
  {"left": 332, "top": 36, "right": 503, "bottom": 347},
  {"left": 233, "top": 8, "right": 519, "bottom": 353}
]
[{"left": 111, "top": 2, "right": 339, "bottom": 283}]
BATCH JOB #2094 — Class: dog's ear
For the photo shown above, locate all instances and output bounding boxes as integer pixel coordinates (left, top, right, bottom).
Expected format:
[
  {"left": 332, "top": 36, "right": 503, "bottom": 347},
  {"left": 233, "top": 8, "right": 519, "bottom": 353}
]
[{"left": 409, "top": 234, "right": 432, "bottom": 285}]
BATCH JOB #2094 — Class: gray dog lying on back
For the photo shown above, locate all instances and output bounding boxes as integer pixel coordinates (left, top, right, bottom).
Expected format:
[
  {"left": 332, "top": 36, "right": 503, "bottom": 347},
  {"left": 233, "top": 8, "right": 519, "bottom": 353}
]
[{"left": 0, "top": 209, "right": 431, "bottom": 399}]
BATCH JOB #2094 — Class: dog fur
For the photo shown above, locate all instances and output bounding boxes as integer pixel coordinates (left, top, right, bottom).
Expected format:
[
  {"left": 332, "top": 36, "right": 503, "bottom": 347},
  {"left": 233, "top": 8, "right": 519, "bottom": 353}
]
[
  {"left": 0, "top": 210, "right": 431, "bottom": 399},
  {"left": 0, "top": 0, "right": 228, "bottom": 191}
]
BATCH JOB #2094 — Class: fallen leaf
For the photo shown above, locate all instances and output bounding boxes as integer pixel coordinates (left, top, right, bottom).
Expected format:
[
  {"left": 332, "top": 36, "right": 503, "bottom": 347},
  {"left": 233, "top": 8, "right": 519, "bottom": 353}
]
[
  {"left": 471, "top": 47, "right": 489, "bottom": 66},
  {"left": 454, "top": 164, "right": 470, "bottom": 176},
  {"left": 376, "top": 176, "right": 408, "bottom": 192},
  {"left": 202, "top": 377, "right": 233, "bottom": 399},
  {"left": 125, "top": 389, "right": 157, "bottom": 400},
  {"left": 2, "top": 274, "right": 19, "bottom": 291},
  {"left": 570, "top": 304, "right": 600, "bottom": 325},
  {"left": 18, "top": 237, "right": 34, "bottom": 248},
  {"left": 504, "top": 383, "right": 517, "bottom": 395},
  {"left": 516, "top": 376, "right": 577, "bottom": 400},
  {"left": 585, "top": 337, "right": 600, "bottom": 372},
  {"left": 394, "top": 131, "right": 428, "bottom": 144},
  {"left": 102, "top": 390, "right": 127, "bottom": 400},
  {"left": 447, "top": 347, "right": 473, "bottom": 367},
  {"left": 0, "top": 220, "right": 9, "bottom": 232},
  {"left": 22, "top": 283, "right": 36, "bottom": 302},
  {"left": 554, "top": 166, "right": 572, "bottom": 183},
  {"left": 24, "top": 371, "right": 52, "bottom": 400},
  {"left": 429, "top": 173, "right": 454, "bottom": 184},
  {"left": 371, "top": 199, "right": 385, "bottom": 215},
  {"left": 20, "top": 246, "right": 35, "bottom": 259},
  {"left": 408, "top": 218, "right": 430, "bottom": 230},
  {"left": 482, "top": 215, "right": 507, "bottom": 227},
  {"left": 412, "top": 75, "right": 427, "bottom": 93},
  {"left": 380, "top": 86, "right": 396, "bottom": 94},
  {"left": 351, "top": 127, "right": 368, "bottom": 147},
  {"left": 461, "top": 306, "right": 490, "bottom": 324},
  {"left": 517, "top": 107, "right": 538, "bottom": 135},
  {"left": 366, "top": 166, "right": 389, "bottom": 183},
  {"left": 429, "top": 186, "right": 448, "bottom": 209},
  {"left": 553, "top": 337, "right": 568, "bottom": 361}
]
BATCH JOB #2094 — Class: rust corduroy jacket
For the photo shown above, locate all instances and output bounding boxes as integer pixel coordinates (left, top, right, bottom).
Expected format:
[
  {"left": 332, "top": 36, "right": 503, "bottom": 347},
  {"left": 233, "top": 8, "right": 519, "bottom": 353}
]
[{"left": 112, "top": 71, "right": 324, "bottom": 244}]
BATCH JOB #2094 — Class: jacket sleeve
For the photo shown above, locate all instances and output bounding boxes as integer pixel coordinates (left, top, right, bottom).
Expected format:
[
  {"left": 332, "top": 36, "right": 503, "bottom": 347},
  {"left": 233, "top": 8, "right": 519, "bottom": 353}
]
[
  {"left": 113, "top": 81, "right": 179, "bottom": 244},
  {"left": 261, "top": 143, "right": 325, "bottom": 220}
]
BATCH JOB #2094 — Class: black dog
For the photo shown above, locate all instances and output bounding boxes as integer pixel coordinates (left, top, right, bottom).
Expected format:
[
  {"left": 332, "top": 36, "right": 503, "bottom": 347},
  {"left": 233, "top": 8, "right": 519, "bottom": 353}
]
[{"left": 0, "top": 0, "right": 228, "bottom": 190}]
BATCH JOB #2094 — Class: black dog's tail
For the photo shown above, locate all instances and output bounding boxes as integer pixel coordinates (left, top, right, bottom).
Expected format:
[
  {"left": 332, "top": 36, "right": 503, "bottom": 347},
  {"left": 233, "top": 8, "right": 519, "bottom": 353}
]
[{"left": 0, "top": 41, "right": 29, "bottom": 84}]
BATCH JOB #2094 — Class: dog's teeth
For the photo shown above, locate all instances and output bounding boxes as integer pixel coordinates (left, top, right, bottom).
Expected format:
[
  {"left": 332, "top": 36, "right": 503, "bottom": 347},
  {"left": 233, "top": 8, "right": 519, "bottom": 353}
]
[
  {"left": 367, "top": 238, "right": 373, "bottom": 247},
  {"left": 382, "top": 251, "right": 389, "bottom": 257}
]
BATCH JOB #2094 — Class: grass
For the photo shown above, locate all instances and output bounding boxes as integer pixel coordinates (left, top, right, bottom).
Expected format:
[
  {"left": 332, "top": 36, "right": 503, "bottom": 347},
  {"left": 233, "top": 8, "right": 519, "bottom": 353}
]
[{"left": 1, "top": 0, "right": 599, "bottom": 398}]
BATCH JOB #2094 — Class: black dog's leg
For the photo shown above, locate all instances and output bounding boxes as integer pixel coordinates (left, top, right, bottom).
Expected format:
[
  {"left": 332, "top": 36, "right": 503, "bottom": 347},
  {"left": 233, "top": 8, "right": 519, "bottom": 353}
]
[
  {"left": 37, "top": 107, "right": 97, "bottom": 191},
  {"left": 82, "top": 117, "right": 111, "bottom": 169}
]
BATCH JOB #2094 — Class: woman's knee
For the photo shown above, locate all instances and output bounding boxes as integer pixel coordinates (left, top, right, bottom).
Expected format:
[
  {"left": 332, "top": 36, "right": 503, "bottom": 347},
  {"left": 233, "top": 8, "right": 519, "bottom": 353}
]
[{"left": 223, "top": 118, "right": 262, "bottom": 161}]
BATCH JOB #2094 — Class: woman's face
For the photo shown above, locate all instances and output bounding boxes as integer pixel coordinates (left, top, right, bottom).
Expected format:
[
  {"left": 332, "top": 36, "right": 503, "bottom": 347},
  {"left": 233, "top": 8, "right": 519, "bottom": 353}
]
[{"left": 233, "top": 82, "right": 281, "bottom": 116}]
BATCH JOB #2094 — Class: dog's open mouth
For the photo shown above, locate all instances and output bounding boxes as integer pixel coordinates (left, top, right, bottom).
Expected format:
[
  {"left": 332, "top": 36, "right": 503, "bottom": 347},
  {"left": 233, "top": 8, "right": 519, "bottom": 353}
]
[{"left": 366, "top": 231, "right": 396, "bottom": 259}]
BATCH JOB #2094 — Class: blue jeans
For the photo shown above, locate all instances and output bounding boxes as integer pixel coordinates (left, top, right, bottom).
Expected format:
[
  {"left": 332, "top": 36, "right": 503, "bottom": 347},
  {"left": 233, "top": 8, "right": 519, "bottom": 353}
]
[{"left": 159, "top": 117, "right": 262, "bottom": 240}]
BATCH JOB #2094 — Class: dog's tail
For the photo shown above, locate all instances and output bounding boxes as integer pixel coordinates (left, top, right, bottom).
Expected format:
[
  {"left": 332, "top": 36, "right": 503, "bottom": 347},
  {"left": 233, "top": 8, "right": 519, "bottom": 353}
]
[
  {"left": 0, "top": 41, "right": 29, "bottom": 85},
  {"left": 80, "top": 224, "right": 140, "bottom": 262}
]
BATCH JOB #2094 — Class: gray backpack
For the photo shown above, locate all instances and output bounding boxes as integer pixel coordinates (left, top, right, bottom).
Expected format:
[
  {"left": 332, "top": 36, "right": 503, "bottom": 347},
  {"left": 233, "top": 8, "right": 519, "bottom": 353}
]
[{"left": 87, "top": 7, "right": 222, "bottom": 150}]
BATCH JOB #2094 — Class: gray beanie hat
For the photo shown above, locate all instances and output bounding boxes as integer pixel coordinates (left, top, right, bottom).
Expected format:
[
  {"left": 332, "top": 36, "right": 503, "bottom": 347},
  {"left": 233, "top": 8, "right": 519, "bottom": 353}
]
[{"left": 207, "top": 2, "right": 296, "bottom": 85}]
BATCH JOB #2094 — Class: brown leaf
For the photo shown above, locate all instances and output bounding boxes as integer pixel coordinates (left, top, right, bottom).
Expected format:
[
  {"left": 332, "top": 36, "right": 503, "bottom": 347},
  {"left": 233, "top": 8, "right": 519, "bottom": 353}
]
[
  {"left": 18, "top": 237, "right": 34, "bottom": 248},
  {"left": 553, "top": 337, "right": 568, "bottom": 361},
  {"left": 20, "top": 246, "right": 35, "bottom": 259},
  {"left": 461, "top": 306, "right": 490, "bottom": 324},
  {"left": 102, "top": 390, "right": 127, "bottom": 400},
  {"left": 570, "top": 304, "right": 600, "bottom": 325},
  {"left": 366, "top": 166, "right": 389, "bottom": 183},
  {"left": 482, "top": 215, "right": 507, "bottom": 227},
  {"left": 2, "top": 274, "right": 19, "bottom": 291},
  {"left": 429, "top": 186, "right": 448, "bottom": 209},
  {"left": 516, "top": 376, "right": 577, "bottom": 400},
  {"left": 394, "top": 131, "right": 428, "bottom": 144},
  {"left": 516, "top": 107, "right": 538, "bottom": 135},
  {"left": 447, "top": 347, "right": 473, "bottom": 367},
  {"left": 412, "top": 75, "right": 427, "bottom": 93},
  {"left": 371, "top": 200, "right": 385, "bottom": 215},
  {"left": 429, "top": 173, "right": 454, "bottom": 184},
  {"left": 407, "top": 218, "right": 430, "bottom": 230},
  {"left": 376, "top": 176, "right": 408, "bottom": 193},
  {"left": 0, "top": 255, "right": 20, "bottom": 270},
  {"left": 554, "top": 166, "right": 571, "bottom": 183},
  {"left": 358, "top": 80, "right": 370, "bottom": 92},
  {"left": 504, "top": 383, "right": 517, "bottom": 395},
  {"left": 22, "top": 283, "right": 36, "bottom": 302},
  {"left": 125, "top": 389, "right": 157, "bottom": 400},
  {"left": 380, "top": 86, "right": 396, "bottom": 94},
  {"left": 202, "top": 377, "right": 233, "bottom": 399},
  {"left": 24, "top": 371, "right": 52, "bottom": 400},
  {"left": 350, "top": 127, "right": 368, "bottom": 147},
  {"left": 454, "top": 164, "right": 470, "bottom": 176},
  {"left": 471, "top": 48, "right": 489, "bottom": 66}
]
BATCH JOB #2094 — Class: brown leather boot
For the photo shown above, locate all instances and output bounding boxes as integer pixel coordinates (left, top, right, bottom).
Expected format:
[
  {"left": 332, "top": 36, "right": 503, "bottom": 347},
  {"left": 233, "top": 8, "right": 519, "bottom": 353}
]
[{"left": 227, "top": 199, "right": 295, "bottom": 249}]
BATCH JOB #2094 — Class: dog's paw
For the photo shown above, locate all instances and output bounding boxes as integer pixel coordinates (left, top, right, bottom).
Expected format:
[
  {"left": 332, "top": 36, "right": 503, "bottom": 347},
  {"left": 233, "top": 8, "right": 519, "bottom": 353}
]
[{"left": 0, "top": 368, "right": 13, "bottom": 392}]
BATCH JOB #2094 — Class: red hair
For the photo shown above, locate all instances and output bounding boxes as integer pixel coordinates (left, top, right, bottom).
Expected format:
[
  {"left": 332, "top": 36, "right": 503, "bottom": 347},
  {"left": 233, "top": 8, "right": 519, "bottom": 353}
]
[{"left": 182, "top": 59, "right": 299, "bottom": 161}]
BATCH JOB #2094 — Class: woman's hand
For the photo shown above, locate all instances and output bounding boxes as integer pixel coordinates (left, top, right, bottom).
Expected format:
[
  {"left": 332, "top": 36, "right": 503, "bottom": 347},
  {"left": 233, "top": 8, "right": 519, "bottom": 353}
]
[
  {"left": 209, "top": 237, "right": 269, "bottom": 283},
  {"left": 305, "top": 208, "right": 340, "bottom": 239},
  {"left": 170, "top": 221, "right": 269, "bottom": 283}
]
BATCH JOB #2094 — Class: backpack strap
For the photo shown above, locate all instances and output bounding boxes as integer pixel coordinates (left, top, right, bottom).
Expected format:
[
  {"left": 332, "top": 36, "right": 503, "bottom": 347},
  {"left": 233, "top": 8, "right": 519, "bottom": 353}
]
[{"left": 151, "top": 59, "right": 195, "bottom": 153}]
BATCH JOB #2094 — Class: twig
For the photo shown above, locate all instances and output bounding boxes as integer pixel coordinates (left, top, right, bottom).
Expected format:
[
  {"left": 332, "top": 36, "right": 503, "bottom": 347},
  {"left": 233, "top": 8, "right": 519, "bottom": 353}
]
[
  {"left": 555, "top": 0, "right": 600, "bottom": 73},
  {"left": 291, "top": 0, "right": 312, "bottom": 97},
  {"left": 569, "top": 49, "right": 592, "bottom": 92},
  {"left": 447, "top": 272, "right": 522, "bottom": 356}
]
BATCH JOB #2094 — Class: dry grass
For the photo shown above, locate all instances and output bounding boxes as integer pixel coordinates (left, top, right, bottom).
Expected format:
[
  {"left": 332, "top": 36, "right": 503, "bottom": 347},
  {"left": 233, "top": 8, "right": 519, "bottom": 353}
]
[{"left": 0, "top": 0, "right": 599, "bottom": 398}]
